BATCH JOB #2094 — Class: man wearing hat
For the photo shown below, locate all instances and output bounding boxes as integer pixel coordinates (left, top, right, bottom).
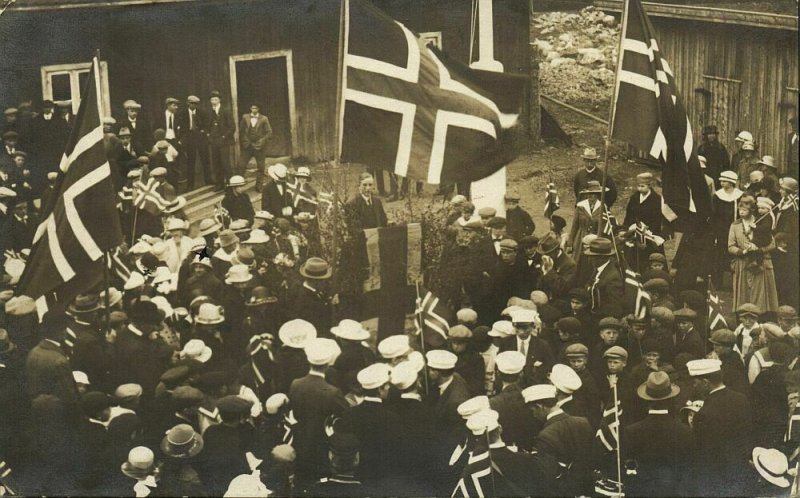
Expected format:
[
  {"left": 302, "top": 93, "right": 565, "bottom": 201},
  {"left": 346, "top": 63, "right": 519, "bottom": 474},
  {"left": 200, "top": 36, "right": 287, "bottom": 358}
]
[
  {"left": 573, "top": 146, "right": 617, "bottom": 207},
  {"left": 67, "top": 294, "right": 115, "bottom": 392},
  {"left": 222, "top": 175, "right": 255, "bottom": 224},
  {"left": 307, "top": 431, "right": 365, "bottom": 496},
  {"left": 775, "top": 176, "right": 799, "bottom": 267},
  {"left": 698, "top": 125, "right": 730, "bottom": 187},
  {"left": 30, "top": 99, "right": 69, "bottom": 191},
  {"left": 537, "top": 231, "right": 577, "bottom": 301},
  {"left": 503, "top": 190, "right": 535, "bottom": 240},
  {"left": 622, "top": 371, "right": 692, "bottom": 497},
  {"left": 120, "top": 100, "right": 152, "bottom": 154},
  {"left": 584, "top": 237, "right": 624, "bottom": 318},
  {"left": 260, "top": 162, "right": 294, "bottom": 219},
  {"left": 427, "top": 350, "right": 471, "bottom": 436},
  {"left": 286, "top": 256, "right": 335, "bottom": 336},
  {"left": 289, "top": 337, "right": 348, "bottom": 483},
  {"left": 489, "top": 351, "right": 539, "bottom": 451},
  {"left": 500, "top": 309, "right": 555, "bottom": 385},
  {"left": 688, "top": 358, "right": 752, "bottom": 496},
  {"left": 238, "top": 104, "right": 272, "bottom": 184},
  {"left": 564, "top": 343, "right": 602, "bottom": 426},
  {"left": 162, "top": 97, "right": 181, "bottom": 146},
  {"left": 25, "top": 311, "right": 79, "bottom": 404},
  {"left": 710, "top": 329, "right": 749, "bottom": 395},
  {"left": 674, "top": 307, "right": 704, "bottom": 360},
  {"left": 113, "top": 300, "right": 173, "bottom": 396},
  {"left": 178, "top": 95, "right": 210, "bottom": 189},
  {"left": 207, "top": 90, "right": 235, "bottom": 190},
  {"left": 330, "top": 319, "right": 375, "bottom": 393}
]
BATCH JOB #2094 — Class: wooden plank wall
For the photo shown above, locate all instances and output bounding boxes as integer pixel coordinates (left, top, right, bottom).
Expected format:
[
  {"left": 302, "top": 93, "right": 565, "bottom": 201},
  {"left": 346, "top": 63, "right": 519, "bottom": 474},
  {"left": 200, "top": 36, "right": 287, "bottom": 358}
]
[{"left": 653, "top": 18, "right": 798, "bottom": 173}]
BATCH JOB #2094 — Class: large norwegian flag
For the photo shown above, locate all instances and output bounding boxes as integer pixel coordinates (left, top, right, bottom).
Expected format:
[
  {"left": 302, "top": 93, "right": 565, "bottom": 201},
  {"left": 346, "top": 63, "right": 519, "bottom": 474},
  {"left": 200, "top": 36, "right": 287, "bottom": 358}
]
[
  {"left": 17, "top": 58, "right": 122, "bottom": 316},
  {"left": 610, "top": 0, "right": 711, "bottom": 219},
  {"left": 339, "top": 0, "right": 526, "bottom": 185}
]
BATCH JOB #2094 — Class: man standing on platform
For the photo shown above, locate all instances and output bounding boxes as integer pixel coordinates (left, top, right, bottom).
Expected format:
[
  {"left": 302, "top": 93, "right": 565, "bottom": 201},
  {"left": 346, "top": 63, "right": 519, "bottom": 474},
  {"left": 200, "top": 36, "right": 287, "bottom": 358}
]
[
  {"left": 239, "top": 104, "right": 272, "bottom": 190},
  {"left": 179, "top": 95, "right": 210, "bottom": 190},
  {"left": 207, "top": 90, "right": 235, "bottom": 191}
]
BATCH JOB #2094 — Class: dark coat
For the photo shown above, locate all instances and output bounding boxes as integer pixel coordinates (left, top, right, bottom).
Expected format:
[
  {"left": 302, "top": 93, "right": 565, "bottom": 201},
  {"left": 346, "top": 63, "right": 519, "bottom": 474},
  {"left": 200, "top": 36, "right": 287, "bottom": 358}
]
[
  {"left": 194, "top": 423, "right": 250, "bottom": 496},
  {"left": 623, "top": 190, "right": 664, "bottom": 236},
  {"left": 697, "top": 140, "right": 730, "bottom": 185},
  {"left": 69, "top": 320, "right": 114, "bottom": 392},
  {"left": 388, "top": 395, "right": 438, "bottom": 495},
  {"left": 338, "top": 398, "right": 403, "bottom": 484},
  {"left": 489, "top": 383, "right": 541, "bottom": 450},
  {"left": 288, "top": 373, "right": 348, "bottom": 480},
  {"left": 113, "top": 326, "right": 173, "bottom": 397},
  {"left": 693, "top": 386, "right": 753, "bottom": 496},
  {"left": 274, "top": 346, "right": 309, "bottom": 394},
  {"left": 622, "top": 410, "right": 694, "bottom": 497},
  {"left": 239, "top": 114, "right": 272, "bottom": 150},
  {"left": 499, "top": 335, "right": 555, "bottom": 386},
  {"left": 539, "top": 250, "right": 577, "bottom": 300},
  {"left": 588, "top": 261, "right": 625, "bottom": 318},
  {"left": 534, "top": 411, "right": 597, "bottom": 496},
  {"left": 345, "top": 194, "right": 387, "bottom": 229},
  {"left": 260, "top": 181, "right": 293, "bottom": 218},
  {"left": 332, "top": 340, "right": 375, "bottom": 393},
  {"left": 506, "top": 206, "right": 535, "bottom": 240},
  {"left": 221, "top": 191, "right": 255, "bottom": 224},
  {"left": 573, "top": 167, "right": 617, "bottom": 207},
  {"left": 24, "top": 339, "right": 78, "bottom": 404},
  {"left": 752, "top": 365, "right": 790, "bottom": 448},
  {"left": 9, "top": 214, "right": 35, "bottom": 251},
  {"left": 432, "top": 373, "right": 471, "bottom": 435},
  {"left": 285, "top": 282, "right": 333, "bottom": 339},
  {"left": 119, "top": 116, "right": 153, "bottom": 153},
  {"left": 674, "top": 328, "right": 705, "bottom": 360},
  {"left": 719, "top": 349, "right": 749, "bottom": 396},
  {"left": 488, "top": 445, "right": 562, "bottom": 497},
  {"left": 207, "top": 105, "right": 235, "bottom": 147}
]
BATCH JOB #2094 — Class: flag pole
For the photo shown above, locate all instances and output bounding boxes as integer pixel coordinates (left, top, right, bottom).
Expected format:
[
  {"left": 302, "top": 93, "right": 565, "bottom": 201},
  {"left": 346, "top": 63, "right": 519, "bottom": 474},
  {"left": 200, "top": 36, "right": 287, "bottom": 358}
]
[
  {"left": 612, "top": 382, "right": 623, "bottom": 497},
  {"left": 102, "top": 251, "right": 112, "bottom": 333},
  {"left": 705, "top": 274, "right": 713, "bottom": 356},
  {"left": 334, "top": 0, "right": 349, "bottom": 164},
  {"left": 415, "top": 280, "right": 430, "bottom": 396}
]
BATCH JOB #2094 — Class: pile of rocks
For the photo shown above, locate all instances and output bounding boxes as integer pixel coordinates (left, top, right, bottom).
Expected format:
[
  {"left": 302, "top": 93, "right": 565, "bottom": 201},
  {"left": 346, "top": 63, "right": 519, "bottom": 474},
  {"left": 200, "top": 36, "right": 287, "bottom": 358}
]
[{"left": 534, "top": 7, "right": 619, "bottom": 111}]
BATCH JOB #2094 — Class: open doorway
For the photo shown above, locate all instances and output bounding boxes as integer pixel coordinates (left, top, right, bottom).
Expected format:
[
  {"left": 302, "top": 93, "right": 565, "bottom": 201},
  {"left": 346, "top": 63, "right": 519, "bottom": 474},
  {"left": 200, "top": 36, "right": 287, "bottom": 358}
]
[{"left": 229, "top": 50, "right": 297, "bottom": 163}]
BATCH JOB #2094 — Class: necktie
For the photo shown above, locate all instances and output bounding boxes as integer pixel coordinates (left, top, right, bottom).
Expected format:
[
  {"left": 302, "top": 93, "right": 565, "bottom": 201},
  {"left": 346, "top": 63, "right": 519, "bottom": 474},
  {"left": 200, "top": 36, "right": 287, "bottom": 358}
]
[
  {"left": 189, "top": 111, "right": 194, "bottom": 130},
  {"left": 169, "top": 114, "right": 173, "bottom": 130},
  {"left": 519, "top": 339, "right": 527, "bottom": 357}
]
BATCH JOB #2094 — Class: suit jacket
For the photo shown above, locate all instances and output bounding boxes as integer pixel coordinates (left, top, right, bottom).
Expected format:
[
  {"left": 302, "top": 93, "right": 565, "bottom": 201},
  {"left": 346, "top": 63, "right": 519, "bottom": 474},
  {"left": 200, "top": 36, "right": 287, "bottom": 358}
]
[
  {"left": 573, "top": 167, "right": 617, "bottom": 207},
  {"left": 119, "top": 116, "right": 152, "bottom": 153},
  {"left": 674, "top": 328, "right": 704, "bottom": 360},
  {"left": 113, "top": 326, "right": 173, "bottom": 397},
  {"left": 388, "top": 395, "right": 437, "bottom": 494},
  {"left": 239, "top": 114, "right": 272, "bottom": 150},
  {"left": 433, "top": 373, "right": 471, "bottom": 434},
  {"left": 489, "top": 445, "right": 562, "bottom": 497},
  {"left": 346, "top": 194, "right": 387, "bottom": 229},
  {"left": 622, "top": 411, "right": 693, "bottom": 497},
  {"left": 622, "top": 190, "right": 664, "bottom": 236},
  {"left": 25, "top": 339, "right": 78, "bottom": 404},
  {"left": 535, "top": 411, "right": 596, "bottom": 495},
  {"left": 499, "top": 335, "right": 555, "bottom": 385},
  {"left": 588, "top": 261, "right": 625, "bottom": 318},
  {"left": 261, "top": 180, "right": 293, "bottom": 217},
  {"left": 69, "top": 320, "right": 114, "bottom": 392},
  {"left": 338, "top": 399, "right": 403, "bottom": 483},
  {"left": 489, "top": 383, "right": 541, "bottom": 450},
  {"left": 289, "top": 373, "right": 348, "bottom": 479},
  {"left": 285, "top": 282, "right": 333, "bottom": 338},
  {"left": 539, "top": 250, "right": 577, "bottom": 300},
  {"left": 222, "top": 191, "right": 255, "bottom": 224},
  {"left": 207, "top": 105, "right": 235, "bottom": 146},
  {"left": 177, "top": 107, "right": 207, "bottom": 143}
]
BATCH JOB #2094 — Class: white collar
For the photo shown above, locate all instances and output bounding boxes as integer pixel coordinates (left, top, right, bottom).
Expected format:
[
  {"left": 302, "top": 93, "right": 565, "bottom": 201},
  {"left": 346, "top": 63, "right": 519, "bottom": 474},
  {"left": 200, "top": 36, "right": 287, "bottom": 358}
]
[
  {"left": 213, "top": 247, "right": 235, "bottom": 261},
  {"left": 489, "top": 441, "right": 506, "bottom": 449},
  {"left": 363, "top": 396, "right": 382, "bottom": 403},
  {"left": 595, "top": 260, "right": 611, "bottom": 276},
  {"left": 639, "top": 191, "right": 651, "bottom": 202},
  {"left": 89, "top": 418, "right": 110, "bottom": 428},
  {"left": 361, "top": 193, "right": 373, "bottom": 204},
  {"left": 45, "top": 339, "right": 61, "bottom": 347},
  {"left": 547, "top": 408, "right": 565, "bottom": 420},
  {"left": 401, "top": 392, "right": 422, "bottom": 401},
  {"left": 128, "top": 324, "right": 144, "bottom": 337},
  {"left": 648, "top": 409, "right": 668, "bottom": 415},
  {"left": 308, "top": 370, "right": 326, "bottom": 378},
  {"left": 555, "top": 395, "right": 573, "bottom": 407},
  {"left": 709, "top": 385, "right": 726, "bottom": 395},
  {"left": 577, "top": 199, "right": 600, "bottom": 213},
  {"left": 438, "top": 376, "right": 454, "bottom": 394},
  {"left": 715, "top": 188, "right": 743, "bottom": 202},
  {"left": 303, "top": 282, "right": 319, "bottom": 293}
]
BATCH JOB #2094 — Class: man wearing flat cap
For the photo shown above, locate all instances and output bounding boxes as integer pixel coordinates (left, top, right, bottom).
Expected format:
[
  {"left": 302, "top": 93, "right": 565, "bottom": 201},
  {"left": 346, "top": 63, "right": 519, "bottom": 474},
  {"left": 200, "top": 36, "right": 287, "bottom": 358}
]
[
  {"left": 698, "top": 125, "right": 730, "bottom": 188},
  {"left": 585, "top": 237, "right": 625, "bottom": 318},
  {"left": 120, "top": 100, "right": 152, "bottom": 154},
  {"left": 207, "top": 90, "right": 236, "bottom": 190},
  {"left": 178, "top": 95, "right": 210, "bottom": 189}
]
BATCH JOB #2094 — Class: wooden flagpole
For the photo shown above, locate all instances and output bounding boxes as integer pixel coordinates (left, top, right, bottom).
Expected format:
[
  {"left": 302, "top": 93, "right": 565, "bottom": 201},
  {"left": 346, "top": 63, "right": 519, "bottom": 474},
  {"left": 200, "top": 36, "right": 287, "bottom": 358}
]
[
  {"left": 414, "top": 280, "right": 430, "bottom": 396},
  {"left": 612, "top": 381, "right": 624, "bottom": 496},
  {"left": 335, "top": 0, "right": 349, "bottom": 164}
]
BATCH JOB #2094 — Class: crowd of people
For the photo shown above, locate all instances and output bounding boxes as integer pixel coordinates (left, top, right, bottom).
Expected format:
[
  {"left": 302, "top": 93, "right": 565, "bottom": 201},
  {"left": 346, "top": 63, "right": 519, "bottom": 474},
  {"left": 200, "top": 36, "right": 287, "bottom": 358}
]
[{"left": 0, "top": 94, "right": 799, "bottom": 497}]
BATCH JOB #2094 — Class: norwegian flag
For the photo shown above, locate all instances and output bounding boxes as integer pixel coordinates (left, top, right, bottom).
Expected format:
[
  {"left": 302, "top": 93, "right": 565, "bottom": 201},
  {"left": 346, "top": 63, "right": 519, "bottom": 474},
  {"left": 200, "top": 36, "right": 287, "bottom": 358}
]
[
  {"left": 597, "top": 397, "right": 623, "bottom": 452},
  {"left": 707, "top": 281, "right": 728, "bottom": 331},
  {"left": 610, "top": 0, "right": 710, "bottom": 219},
  {"left": 451, "top": 447, "right": 493, "bottom": 498},
  {"left": 16, "top": 58, "right": 122, "bottom": 318},
  {"left": 214, "top": 201, "right": 231, "bottom": 229},
  {"left": 601, "top": 209, "right": 618, "bottom": 237},
  {"left": 632, "top": 221, "right": 665, "bottom": 247},
  {"left": 282, "top": 409, "right": 298, "bottom": 446},
  {"left": 624, "top": 268, "right": 651, "bottom": 320},
  {"left": 340, "top": 0, "right": 526, "bottom": 185},
  {"left": 132, "top": 177, "right": 171, "bottom": 215},
  {"left": 544, "top": 182, "right": 560, "bottom": 218},
  {"left": 415, "top": 289, "right": 453, "bottom": 349},
  {"left": 108, "top": 246, "right": 132, "bottom": 284}
]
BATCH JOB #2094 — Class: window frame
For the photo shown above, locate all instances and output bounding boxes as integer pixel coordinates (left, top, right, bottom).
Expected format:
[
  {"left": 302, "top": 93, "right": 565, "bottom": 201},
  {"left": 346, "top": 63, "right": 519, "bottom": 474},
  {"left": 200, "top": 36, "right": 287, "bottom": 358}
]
[{"left": 41, "top": 61, "right": 111, "bottom": 116}]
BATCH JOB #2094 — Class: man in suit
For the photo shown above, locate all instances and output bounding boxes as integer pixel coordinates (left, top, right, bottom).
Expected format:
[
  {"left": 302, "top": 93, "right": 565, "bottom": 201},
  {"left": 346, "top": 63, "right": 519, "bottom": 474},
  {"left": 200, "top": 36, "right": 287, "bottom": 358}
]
[
  {"left": 66, "top": 294, "right": 114, "bottom": 393},
  {"left": 239, "top": 104, "right": 272, "bottom": 185},
  {"left": 345, "top": 172, "right": 387, "bottom": 229},
  {"left": 30, "top": 100, "right": 69, "bottom": 191},
  {"left": 688, "top": 358, "right": 753, "bottom": 497},
  {"left": 25, "top": 311, "right": 78, "bottom": 405},
  {"left": 286, "top": 257, "right": 334, "bottom": 337},
  {"left": 113, "top": 300, "right": 173, "bottom": 398},
  {"left": 538, "top": 231, "right": 578, "bottom": 301},
  {"left": 114, "top": 127, "right": 139, "bottom": 183},
  {"left": 289, "top": 338, "right": 348, "bottom": 485},
  {"left": 338, "top": 363, "right": 402, "bottom": 487},
  {"left": 709, "top": 329, "right": 749, "bottom": 395},
  {"left": 499, "top": 309, "right": 555, "bottom": 386},
  {"left": 622, "top": 371, "right": 692, "bottom": 497},
  {"left": 489, "top": 351, "right": 540, "bottom": 450},
  {"left": 427, "top": 350, "right": 471, "bottom": 436},
  {"left": 572, "top": 147, "right": 617, "bottom": 207},
  {"left": 206, "top": 90, "right": 235, "bottom": 190},
  {"left": 9, "top": 202, "right": 35, "bottom": 251},
  {"left": 523, "top": 384, "right": 597, "bottom": 496},
  {"left": 585, "top": 237, "right": 625, "bottom": 319},
  {"left": 261, "top": 163, "right": 293, "bottom": 218},
  {"left": 178, "top": 95, "right": 210, "bottom": 190},
  {"left": 119, "top": 100, "right": 152, "bottom": 155},
  {"left": 673, "top": 308, "right": 705, "bottom": 360}
]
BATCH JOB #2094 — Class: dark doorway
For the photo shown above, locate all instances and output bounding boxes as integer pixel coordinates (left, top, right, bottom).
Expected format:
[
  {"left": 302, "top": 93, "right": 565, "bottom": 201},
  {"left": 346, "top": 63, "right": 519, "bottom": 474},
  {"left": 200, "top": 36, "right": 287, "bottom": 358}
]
[{"left": 234, "top": 56, "right": 292, "bottom": 157}]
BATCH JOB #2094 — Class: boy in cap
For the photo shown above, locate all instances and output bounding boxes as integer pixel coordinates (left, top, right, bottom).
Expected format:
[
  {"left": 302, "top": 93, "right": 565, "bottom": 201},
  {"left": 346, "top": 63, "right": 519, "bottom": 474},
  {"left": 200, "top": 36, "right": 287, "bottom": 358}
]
[
  {"left": 674, "top": 308, "right": 704, "bottom": 360},
  {"left": 448, "top": 325, "right": 484, "bottom": 396},
  {"left": 709, "top": 329, "right": 749, "bottom": 395},
  {"left": 489, "top": 351, "right": 539, "bottom": 451},
  {"left": 622, "top": 171, "right": 664, "bottom": 272},
  {"left": 504, "top": 190, "right": 535, "bottom": 240}
]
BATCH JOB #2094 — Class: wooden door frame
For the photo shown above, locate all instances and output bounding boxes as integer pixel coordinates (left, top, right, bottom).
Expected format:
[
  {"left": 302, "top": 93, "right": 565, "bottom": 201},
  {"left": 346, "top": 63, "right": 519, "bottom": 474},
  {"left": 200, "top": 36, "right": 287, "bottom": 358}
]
[{"left": 229, "top": 50, "right": 298, "bottom": 162}]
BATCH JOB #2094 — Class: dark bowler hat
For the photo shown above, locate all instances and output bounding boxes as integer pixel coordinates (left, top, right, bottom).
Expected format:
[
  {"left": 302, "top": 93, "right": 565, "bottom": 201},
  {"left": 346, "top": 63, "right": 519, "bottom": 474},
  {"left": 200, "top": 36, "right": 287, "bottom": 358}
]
[
  {"left": 584, "top": 237, "right": 615, "bottom": 256},
  {"left": 637, "top": 371, "right": 680, "bottom": 401},
  {"left": 129, "top": 300, "right": 162, "bottom": 326},
  {"left": 536, "top": 232, "right": 561, "bottom": 255},
  {"left": 300, "top": 257, "right": 332, "bottom": 280},
  {"left": 702, "top": 125, "right": 719, "bottom": 135},
  {"left": 217, "top": 395, "right": 253, "bottom": 420},
  {"left": 209, "top": 90, "right": 221, "bottom": 99},
  {"left": 67, "top": 293, "right": 101, "bottom": 315}
]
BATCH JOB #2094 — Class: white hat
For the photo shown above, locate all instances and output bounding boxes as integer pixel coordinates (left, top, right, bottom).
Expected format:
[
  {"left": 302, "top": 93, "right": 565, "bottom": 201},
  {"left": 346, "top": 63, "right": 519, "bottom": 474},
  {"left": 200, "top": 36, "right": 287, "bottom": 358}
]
[
  {"left": 123, "top": 99, "right": 141, "bottom": 109},
  {"left": 752, "top": 447, "right": 790, "bottom": 488},
  {"left": 180, "top": 339, "right": 213, "bottom": 363},
  {"left": 757, "top": 197, "right": 775, "bottom": 210},
  {"left": 126, "top": 169, "right": 141, "bottom": 179},
  {"left": 489, "top": 320, "right": 515, "bottom": 338},
  {"left": 304, "top": 337, "right": 341, "bottom": 366},
  {"left": 123, "top": 271, "right": 146, "bottom": 290},
  {"left": 254, "top": 210, "right": 274, "bottom": 221},
  {"left": 296, "top": 166, "right": 311, "bottom": 178},
  {"left": 194, "top": 303, "right": 225, "bottom": 325},
  {"left": 357, "top": 363, "right": 391, "bottom": 390},
  {"left": 163, "top": 196, "right": 187, "bottom": 214},
  {"left": 495, "top": 351, "right": 526, "bottom": 375},
  {"left": 501, "top": 305, "right": 522, "bottom": 318},
  {"left": 406, "top": 351, "right": 425, "bottom": 372},
  {"left": 510, "top": 309, "right": 539, "bottom": 325},
  {"left": 378, "top": 335, "right": 411, "bottom": 359},
  {"left": 735, "top": 130, "right": 753, "bottom": 143},
  {"left": 130, "top": 241, "right": 152, "bottom": 255},
  {"left": 100, "top": 287, "right": 123, "bottom": 308},
  {"left": 189, "top": 237, "right": 206, "bottom": 252},
  {"left": 279, "top": 319, "right": 317, "bottom": 349},
  {"left": 550, "top": 364, "right": 582, "bottom": 394},
  {"left": 224, "top": 473, "right": 271, "bottom": 497},
  {"left": 758, "top": 155, "right": 776, "bottom": 169},
  {"left": 331, "top": 319, "right": 370, "bottom": 341},
  {"left": 268, "top": 163, "right": 288, "bottom": 181},
  {"left": 719, "top": 171, "right": 738, "bottom": 184},
  {"left": 390, "top": 361, "right": 420, "bottom": 390},
  {"left": 686, "top": 358, "right": 722, "bottom": 377},
  {"left": 466, "top": 409, "right": 500, "bottom": 435},
  {"left": 151, "top": 266, "right": 173, "bottom": 285},
  {"left": 225, "top": 264, "right": 252, "bottom": 285},
  {"left": 457, "top": 396, "right": 490, "bottom": 419},
  {"left": 522, "top": 384, "right": 558, "bottom": 403},
  {"left": 228, "top": 175, "right": 246, "bottom": 187},
  {"left": 150, "top": 241, "right": 169, "bottom": 261},
  {"left": 150, "top": 295, "right": 174, "bottom": 317},
  {"left": 265, "top": 393, "right": 289, "bottom": 415},
  {"left": 243, "top": 229, "right": 270, "bottom": 244},
  {"left": 456, "top": 308, "right": 478, "bottom": 323},
  {"left": 166, "top": 217, "right": 188, "bottom": 232},
  {"left": 425, "top": 349, "right": 457, "bottom": 370},
  {"left": 742, "top": 141, "right": 755, "bottom": 151},
  {"left": 72, "top": 370, "right": 90, "bottom": 385}
]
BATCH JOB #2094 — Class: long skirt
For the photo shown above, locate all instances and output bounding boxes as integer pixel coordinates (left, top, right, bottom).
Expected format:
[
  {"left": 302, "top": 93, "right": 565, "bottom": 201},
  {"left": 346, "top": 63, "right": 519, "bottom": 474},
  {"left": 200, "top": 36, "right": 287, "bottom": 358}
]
[{"left": 731, "top": 256, "right": 779, "bottom": 312}]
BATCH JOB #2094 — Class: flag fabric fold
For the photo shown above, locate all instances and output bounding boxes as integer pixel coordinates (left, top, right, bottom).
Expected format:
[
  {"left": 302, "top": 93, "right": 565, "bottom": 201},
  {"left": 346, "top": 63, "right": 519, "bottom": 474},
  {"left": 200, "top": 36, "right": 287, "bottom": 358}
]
[
  {"left": 451, "top": 447, "right": 493, "bottom": 498},
  {"left": 707, "top": 281, "right": 728, "bottom": 331},
  {"left": 340, "top": 0, "right": 526, "bottom": 185},
  {"left": 415, "top": 289, "right": 454, "bottom": 349},
  {"left": 610, "top": 0, "right": 710, "bottom": 219},
  {"left": 544, "top": 182, "right": 560, "bottom": 218},
  {"left": 16, "top": 58, "right": 122, "bottom": 315},
  {"left": 624, "top": 268, "right": 651, "bottom": 321},
  {"left": 596, "top": 397, "right": 622, "bottom": 452}
]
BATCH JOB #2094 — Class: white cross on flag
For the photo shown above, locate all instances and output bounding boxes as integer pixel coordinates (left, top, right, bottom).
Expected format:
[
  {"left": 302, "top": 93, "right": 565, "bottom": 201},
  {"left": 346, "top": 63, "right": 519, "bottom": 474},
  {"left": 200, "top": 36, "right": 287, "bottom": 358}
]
[
  {"left": 339, "top": 0, "right": 526, "bottom": 185},
  {"left": 17, "top": 58, "right": 122, "bottom": 316},
  {"left": 610, "top": 0, "right": 710, "bottom": 219}
]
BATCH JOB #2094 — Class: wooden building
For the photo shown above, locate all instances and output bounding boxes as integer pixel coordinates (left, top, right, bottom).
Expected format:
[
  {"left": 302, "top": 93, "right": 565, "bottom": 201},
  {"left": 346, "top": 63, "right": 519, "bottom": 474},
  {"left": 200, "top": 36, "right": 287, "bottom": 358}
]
[
  {"left": 0, "top": 0, "right": 533, "bottom": 164},
  {"left": 598, "top": 0, "right": 798, "bottom": 173}
]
